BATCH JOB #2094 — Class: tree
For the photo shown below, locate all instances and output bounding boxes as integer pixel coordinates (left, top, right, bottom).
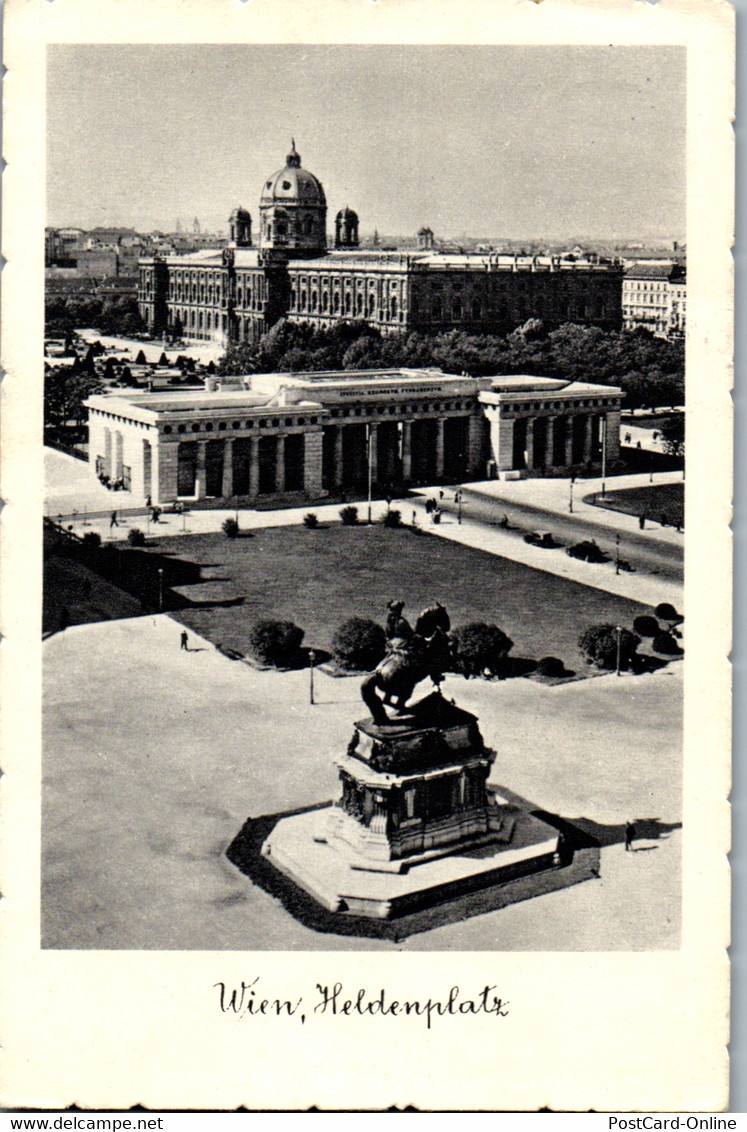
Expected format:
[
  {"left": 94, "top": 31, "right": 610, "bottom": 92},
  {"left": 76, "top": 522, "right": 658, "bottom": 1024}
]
[
  {"left": 331, "top": 618, "right": 386, "bottom": 671},
  {"left": 248, "top": 620, "right": 305, "bottom": 667},
  {"left": 449, "top": 622, "right": 513, "bottom": 678},
  {"left": 578, "top": 624, "right": 639, "bottom": 670},
  {"left": 659, "top": 415, "right": 685, "bottom": 458},
  {"left": 44, "top": 366, "right": 103, "bottom": 437}
]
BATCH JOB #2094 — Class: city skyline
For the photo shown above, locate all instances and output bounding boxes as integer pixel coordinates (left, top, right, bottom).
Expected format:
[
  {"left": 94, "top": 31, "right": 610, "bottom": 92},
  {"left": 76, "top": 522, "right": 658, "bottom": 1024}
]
[{"left": 48, "top": 44, "right": 686, "bottom": 242}]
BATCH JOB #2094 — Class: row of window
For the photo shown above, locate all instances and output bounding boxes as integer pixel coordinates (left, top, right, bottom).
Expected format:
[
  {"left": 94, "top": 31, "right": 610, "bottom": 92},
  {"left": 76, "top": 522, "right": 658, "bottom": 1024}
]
[{"left": 162, "top": 416, "right": 319, "bottom": 435}]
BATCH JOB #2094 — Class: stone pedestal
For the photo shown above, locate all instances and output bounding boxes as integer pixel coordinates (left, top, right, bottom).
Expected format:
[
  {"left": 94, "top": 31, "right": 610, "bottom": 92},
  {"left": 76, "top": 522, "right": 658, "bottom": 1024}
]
[{"left": 260, "top": 693, "right": 570, "bottom": 921}]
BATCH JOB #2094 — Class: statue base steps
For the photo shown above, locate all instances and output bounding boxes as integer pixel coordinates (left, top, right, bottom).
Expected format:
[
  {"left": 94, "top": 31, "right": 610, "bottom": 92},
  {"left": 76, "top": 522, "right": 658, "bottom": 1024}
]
[{"left": 261, "top": 794, "right": 563, "bottom": 920}]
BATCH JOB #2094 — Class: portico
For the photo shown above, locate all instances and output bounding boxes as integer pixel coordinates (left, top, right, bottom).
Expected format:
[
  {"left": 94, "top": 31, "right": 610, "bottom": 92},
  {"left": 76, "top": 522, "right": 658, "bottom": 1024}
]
[
  {"left": 479, "top": 376, "right": 621, "bottom": 476},
  {"left": 85, "top": 368, "right": 622, "bottom": 505}
]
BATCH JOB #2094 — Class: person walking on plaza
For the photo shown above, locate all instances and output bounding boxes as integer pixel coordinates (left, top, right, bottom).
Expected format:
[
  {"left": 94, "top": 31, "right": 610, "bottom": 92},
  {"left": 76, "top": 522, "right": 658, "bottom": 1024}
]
[
  {"left": 110, "top": 510, "right": 119, "bottom": 529},
  {"left": 180, "top": 630, "right": 189, "bottom": 651},
  {"left": 624, "top": 821, "right": 636, "bottom": 852},
  {"left": 638, "top": 514, "right": 645, "bottom": 530}
]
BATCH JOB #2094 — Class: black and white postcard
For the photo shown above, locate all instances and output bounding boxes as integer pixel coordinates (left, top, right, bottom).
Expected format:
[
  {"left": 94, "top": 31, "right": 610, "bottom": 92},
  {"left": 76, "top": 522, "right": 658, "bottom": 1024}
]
[{"left": 0, "top": 0, "right": 734, "bottom": 1112}]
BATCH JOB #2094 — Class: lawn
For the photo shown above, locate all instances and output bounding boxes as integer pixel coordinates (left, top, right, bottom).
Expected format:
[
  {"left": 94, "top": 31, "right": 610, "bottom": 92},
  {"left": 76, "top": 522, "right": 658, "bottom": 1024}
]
[
  {"left": 592, "top": 482, "right": 684, "bottom": 529},
  {"left": 149, "top": 524, "right": 651, "bottom": 676}
]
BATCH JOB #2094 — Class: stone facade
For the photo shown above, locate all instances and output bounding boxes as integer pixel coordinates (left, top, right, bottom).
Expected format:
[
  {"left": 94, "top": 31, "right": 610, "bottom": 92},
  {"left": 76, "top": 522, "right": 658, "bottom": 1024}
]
[
  {"left": 138, "top": 143, "right": 623, "bottom": 344},
  {"left": 85, "top": 368, "right": 623, "bottom": 506}
]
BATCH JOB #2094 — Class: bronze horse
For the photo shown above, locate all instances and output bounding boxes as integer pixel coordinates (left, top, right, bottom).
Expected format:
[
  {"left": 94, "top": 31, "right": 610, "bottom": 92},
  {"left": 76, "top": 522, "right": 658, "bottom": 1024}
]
[{"left": 361, "top": 602, "right": 452, "bottom": 725}]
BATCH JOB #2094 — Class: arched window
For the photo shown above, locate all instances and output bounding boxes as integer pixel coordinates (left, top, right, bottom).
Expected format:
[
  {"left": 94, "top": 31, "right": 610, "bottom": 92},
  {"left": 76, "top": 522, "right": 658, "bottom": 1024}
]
[
  {"left": 333, "top": 292, "right": 341, "bottom": 313},
  {"left": 311, "top": 292, "right": 318, "bottom": 312},
  {"left": 356, "top": 293, "right": 363, "bottom": 314},
  {"left": 322, "top": 292, "right": 329, "bottom": 312},
  {"left": 391, "top": 296, "right": 398, "bottom": 319},
  {"left": 344, "top": 293, "right": 352, "bottom": 314}
]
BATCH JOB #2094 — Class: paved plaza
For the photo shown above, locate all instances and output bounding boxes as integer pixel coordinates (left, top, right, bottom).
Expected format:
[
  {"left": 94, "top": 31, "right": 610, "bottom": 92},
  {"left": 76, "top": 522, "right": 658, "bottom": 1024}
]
[{"left": 42, "top": 616, "right": 681, "bottom": 951}]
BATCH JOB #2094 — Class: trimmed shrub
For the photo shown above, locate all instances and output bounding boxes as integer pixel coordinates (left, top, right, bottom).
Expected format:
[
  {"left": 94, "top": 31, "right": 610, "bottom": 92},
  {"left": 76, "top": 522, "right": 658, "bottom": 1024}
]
[
  {"left": 339, "top": 505, "right": 359, "bottom": 526},
  {"left": 654, "top": 602, "right": 682, "bottom": 624},
  {"left": 449, "top": 622, "right": 513, "bottom": 678},
  {"left": 81, "top": 531, "right": 102, "bottom": 550},
  {"left": 127, "top": 528, "right": 146, "bottom": 547},
  {"left": 633, "top": 614, "right": 660, "bottom": 638},
  {"left": 381, "top": 508, "right": 402, "bottom": 528},
  {"left": 331, "top": 617, "right": 386, "bottom": 672},
  {"left": 222, "top": 518, "right": 240, "bottom": 539},
  {"left": 578, "top": 624, "right": 640, "bottom": 670},
  {"left": 652, "top": 632, "right": 683, "bottom": 656},
  {"left": 303, "top": 512, "right": 319, "bottom": 529},
  {"left": 535, "top": 656, "right": 566, "bottom": 678},
  {"left": 248, "top": 619, "right": 305, "bottom": 667}
]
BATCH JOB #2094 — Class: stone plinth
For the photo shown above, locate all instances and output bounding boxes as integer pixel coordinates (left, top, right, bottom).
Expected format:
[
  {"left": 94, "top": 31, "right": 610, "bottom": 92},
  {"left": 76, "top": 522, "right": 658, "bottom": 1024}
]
[{"left": 259, "top": 692, "right": 577, "bottom": 922}]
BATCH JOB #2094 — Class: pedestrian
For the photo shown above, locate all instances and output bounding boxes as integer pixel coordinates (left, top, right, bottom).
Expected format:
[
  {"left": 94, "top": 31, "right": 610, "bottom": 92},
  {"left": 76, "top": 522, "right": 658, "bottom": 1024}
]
[
  {"left": 438, "top": 490, "right": 444, "bottom": 501},
  {"left": 638, "top": 514, "right": 645, "bottom": 530},
  {"left": 660, "top": 512, "right": 668, "bottom": 528},
  {"left": 386, "top": 493, "right": 393, "bottom": 510},
  {"left": 145, "top": 495, "right": 152, "bottom": 509},
  {"left": 180, "top": 630, "right": 189, "bottom": 651},
  {"left": 412, "top": 510, "right": 417, "bottom": 527},
  {"left": 624, "top": 821, "right": 636, "bottom": 852},
  {"left": 110, "top": 510, "right": 119, "bottom": 528},
  {"left": 625, "top": 432, "right": 631, "bottom": 445}
]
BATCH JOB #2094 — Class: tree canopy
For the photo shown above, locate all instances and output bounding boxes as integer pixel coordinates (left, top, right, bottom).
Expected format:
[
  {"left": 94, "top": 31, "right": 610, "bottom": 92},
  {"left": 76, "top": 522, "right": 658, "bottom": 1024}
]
[{"left": 217, "top": 318, "right": 684, "bottom": 410}]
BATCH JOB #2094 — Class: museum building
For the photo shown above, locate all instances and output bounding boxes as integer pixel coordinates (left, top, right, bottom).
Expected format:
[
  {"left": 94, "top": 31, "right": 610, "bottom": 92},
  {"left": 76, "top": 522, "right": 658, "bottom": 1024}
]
[
  {"left": 85, "top": 368, "right": 622, "bottom": 505},
  {"left": 137, "top": 143, "right": 624, "bottom": 346}
]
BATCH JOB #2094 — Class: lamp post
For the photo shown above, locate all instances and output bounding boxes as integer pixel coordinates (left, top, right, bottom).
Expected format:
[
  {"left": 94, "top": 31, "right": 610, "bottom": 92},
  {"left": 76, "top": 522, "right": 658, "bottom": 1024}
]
[
  {"left": 615, "top": 532, "right": 620, "bottom": 575},
  {"left": 456, "top": 489, "right": 462, "bottom": 525},
  {"left": 600, "top": 416, "right": 607, "bottom": 497},
  {"left": 569, "top": 476, "right": 575, "bottom": 514},
  {"left": 615, "top": 624, "right": 623, "bottom": 676},
  {"left": 158, "top": 567, "right": 164, "bottom": 612},
  {"left": 366, "top": 424, "right": 373, "bottom": 525},
  {"left": 309, "top": 648, "right": 317, "bottom": 705}
]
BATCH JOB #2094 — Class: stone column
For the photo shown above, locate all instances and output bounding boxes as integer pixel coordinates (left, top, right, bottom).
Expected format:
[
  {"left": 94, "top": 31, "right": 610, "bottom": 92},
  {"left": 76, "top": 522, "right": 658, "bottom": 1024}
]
[
  {"left": 275, "top": 435, "right": 285, "bottom": 493},
  {"left": 544, "top": 418, "right": 555, "bottom": 469},
  {"left": 368, "top": 423, "right": 378, "bottom": 483},
  {"left": 401, "top": 421, "right": 412, "bottom": 482},
  {"left": 565, "top": 417, "right": 575, "bottom": 467},
  {"left": 104, "top": 428, "right": 112, "bottom": 476},
  {"left": 525, "top": 418, "right": 535, "bottom": 469},
  {"left": 221, "top": 437, "right": 234, "bottom": 498},
  {"left": 605, "top": 408, "right": 621, "bottom": 461},
  {"left": 304, "top": 430, "right": 325, "bottom": 497},
  {"left": 583, "top": 415, "right": 594, "bottom": 462},
  {"left": 195, "top": 440, "right": 207, "bottom": 500},
  {"left": 466, "top": 414, "right": 487, "bottom": 476},
  {"left": 114, "top": 432, "right": 124, "bottom": 478},
  {"left": 248, "top": 436, "right": 260, "bottom": 499},
  {"left": 435, "top": 418, "right": 445, "bottom": 478},
  {"left": 334, "top": 426, "right": 344, "bottom": 488}
]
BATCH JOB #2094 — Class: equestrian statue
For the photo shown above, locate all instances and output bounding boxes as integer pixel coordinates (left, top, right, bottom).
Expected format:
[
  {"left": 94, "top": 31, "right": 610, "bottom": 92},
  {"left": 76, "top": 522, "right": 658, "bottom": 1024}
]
[{"left": 361, "top": 600, "right": 452, "bottom": 725}]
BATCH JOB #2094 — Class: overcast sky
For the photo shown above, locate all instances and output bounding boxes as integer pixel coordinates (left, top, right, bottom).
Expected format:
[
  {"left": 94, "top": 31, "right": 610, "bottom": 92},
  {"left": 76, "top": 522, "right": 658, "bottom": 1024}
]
[{"left": 47, "top": 44, "right": 685, "bottom": 241}]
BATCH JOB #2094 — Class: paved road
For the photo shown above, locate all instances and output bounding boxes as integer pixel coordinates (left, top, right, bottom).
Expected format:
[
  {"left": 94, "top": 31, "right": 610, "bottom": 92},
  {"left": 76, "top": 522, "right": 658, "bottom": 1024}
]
[{"left": 443, "top": 487, "right": 684, "bottom": 585}]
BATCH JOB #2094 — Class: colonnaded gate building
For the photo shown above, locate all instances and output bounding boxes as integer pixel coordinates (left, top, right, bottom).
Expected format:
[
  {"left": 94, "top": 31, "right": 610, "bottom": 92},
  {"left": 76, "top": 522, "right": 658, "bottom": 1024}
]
[
  {"left": 85, "top": 368, "right": 622, "bottom": 506},
  {"left": 138, "top": 142, "right": 623, "bottom": 345}
]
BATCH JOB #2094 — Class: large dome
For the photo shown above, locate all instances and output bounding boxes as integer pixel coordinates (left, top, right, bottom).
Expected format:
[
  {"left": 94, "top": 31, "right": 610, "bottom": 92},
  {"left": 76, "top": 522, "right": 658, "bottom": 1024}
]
[
  {"left": 258, "top": 141, "right": 328, "bottom": 257},
  {"left": 259, "top": 141, "right": 326, "bottom": 208}
]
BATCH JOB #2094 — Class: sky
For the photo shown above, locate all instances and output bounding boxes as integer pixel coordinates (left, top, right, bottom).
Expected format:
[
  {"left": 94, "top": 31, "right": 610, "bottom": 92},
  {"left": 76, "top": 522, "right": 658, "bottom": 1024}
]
[{"left": 47, "top": 44, "right": 686, "bottom": 242}]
